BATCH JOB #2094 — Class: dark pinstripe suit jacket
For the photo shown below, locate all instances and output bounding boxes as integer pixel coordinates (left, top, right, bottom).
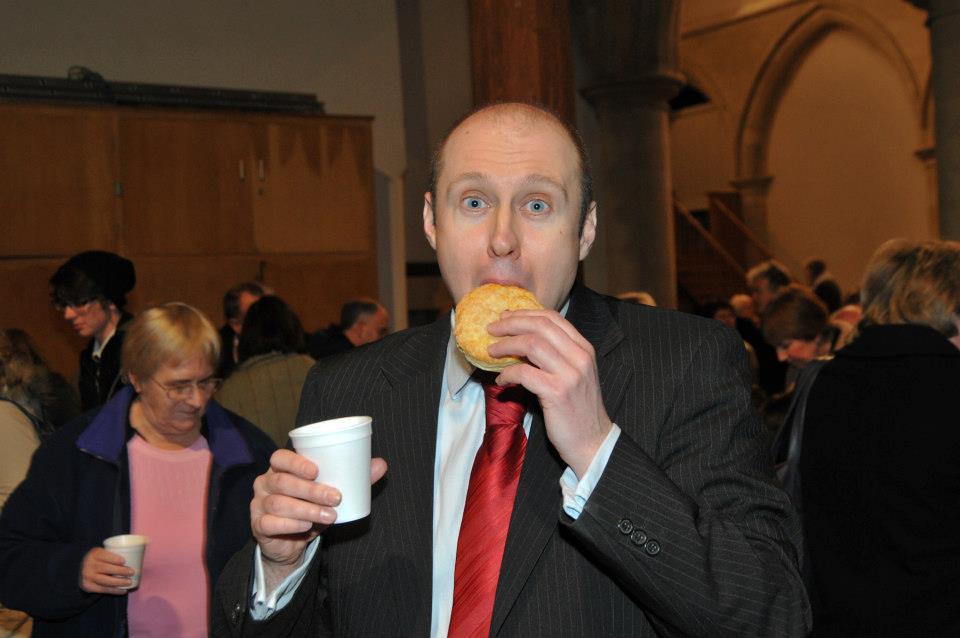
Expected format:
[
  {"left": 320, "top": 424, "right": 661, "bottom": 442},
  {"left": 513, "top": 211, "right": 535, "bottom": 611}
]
[{"left": 213, "top": 285, "right": 810, "bottom": 637}]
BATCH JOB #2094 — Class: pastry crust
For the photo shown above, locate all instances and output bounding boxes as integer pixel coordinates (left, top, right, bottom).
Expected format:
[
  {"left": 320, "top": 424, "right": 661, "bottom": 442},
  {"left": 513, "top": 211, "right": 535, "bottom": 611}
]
[{"left": 454, "top": 283, "right": 543, "bottom": 371}]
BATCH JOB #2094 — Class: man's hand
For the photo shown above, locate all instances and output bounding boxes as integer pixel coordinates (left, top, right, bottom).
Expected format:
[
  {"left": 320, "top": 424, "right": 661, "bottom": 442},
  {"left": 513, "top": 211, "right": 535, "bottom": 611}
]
[
  {"left": 251, "top": 449, "right": 388, "bottom": 583},
  {"left": 488, "top": 309, "right": 613, "bottom": 477},
  {"left": 80, "top": 547, "right": 134, "bottom": 595}
]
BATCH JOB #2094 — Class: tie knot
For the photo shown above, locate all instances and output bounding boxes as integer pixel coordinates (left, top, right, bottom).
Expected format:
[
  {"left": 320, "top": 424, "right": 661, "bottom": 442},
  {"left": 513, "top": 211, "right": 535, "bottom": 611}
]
[{"left": 482, "top": 381, "right": 528, "bottom": 430}]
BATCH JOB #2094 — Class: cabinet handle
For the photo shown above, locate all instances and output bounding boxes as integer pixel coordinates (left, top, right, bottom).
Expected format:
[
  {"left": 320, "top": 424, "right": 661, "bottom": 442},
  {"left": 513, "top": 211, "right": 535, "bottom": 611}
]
[
  {"left": 258, "top": 159, "right": 265, "bottom": 181},
  {"left": 239, "top": 160, "right": 245, "bottom": 181}
]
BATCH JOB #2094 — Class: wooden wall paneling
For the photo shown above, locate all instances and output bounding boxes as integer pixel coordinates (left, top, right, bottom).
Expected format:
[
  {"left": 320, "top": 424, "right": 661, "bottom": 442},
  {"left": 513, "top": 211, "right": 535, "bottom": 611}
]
[
  {"left": 258, "top": 254, "right": 379, "bottom": 333},
  {"left": 126, "top": 254, "right": 270, "bottom": 330},
  {"left": 252, "top": 117, "right": 374, "bottom": 254},
  {"left": 0, "top": 258, "right": 89, "bottom": 383},
  {"left": 0, "top": 104, "right": 119, "bottom": 255},
  {"left": 118, "top": 112, "right": 257, "bottom": 255}
]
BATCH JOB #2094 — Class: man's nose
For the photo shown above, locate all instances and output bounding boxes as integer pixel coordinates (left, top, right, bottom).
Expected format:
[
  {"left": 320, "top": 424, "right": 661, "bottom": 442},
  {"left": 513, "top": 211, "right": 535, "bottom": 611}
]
[{"left": 488, "top": 205, "right": 518, "bottom": 257}]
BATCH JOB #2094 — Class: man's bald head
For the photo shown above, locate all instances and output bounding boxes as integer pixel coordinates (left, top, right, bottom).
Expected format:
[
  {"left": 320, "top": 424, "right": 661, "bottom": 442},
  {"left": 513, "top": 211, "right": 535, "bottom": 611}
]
[{"left": 428, "top": 102, "right": 594, "bottom": 232}]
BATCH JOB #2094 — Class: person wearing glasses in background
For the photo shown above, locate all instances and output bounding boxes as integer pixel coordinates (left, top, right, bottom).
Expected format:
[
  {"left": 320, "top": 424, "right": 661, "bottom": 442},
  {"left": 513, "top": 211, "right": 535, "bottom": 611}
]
[
  {"left": 0, "top": 303, "right": 276, "bottom": 638},
  {"left": 49, "top": 251, "right": 137, "bottom": 412}
]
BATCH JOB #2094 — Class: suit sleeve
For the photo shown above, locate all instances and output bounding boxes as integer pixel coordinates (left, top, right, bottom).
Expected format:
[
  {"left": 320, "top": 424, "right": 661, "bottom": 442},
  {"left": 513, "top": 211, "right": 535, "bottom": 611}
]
[
  {"left": 212, "top": 364, "right": 333, "bottom": 637},
  {"left": 212, "top": 539, "right": 330, "bottom": 637},
  {"left": 564, "top": 324, "right": 811, "bottom": 637}
]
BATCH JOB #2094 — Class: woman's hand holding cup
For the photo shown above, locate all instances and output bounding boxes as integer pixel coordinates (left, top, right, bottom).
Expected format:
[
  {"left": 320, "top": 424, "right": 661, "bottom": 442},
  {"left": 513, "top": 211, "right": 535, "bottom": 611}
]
[{"left": 80, "top": 547, "right": 135, "bottom": 595}]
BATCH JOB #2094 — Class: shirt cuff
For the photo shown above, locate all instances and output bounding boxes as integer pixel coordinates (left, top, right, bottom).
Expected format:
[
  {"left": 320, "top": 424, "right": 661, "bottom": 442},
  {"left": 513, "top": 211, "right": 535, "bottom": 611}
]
[
  {"left": 560, "top": 425, "right": 621, "bottom": 519},
  {"left": 250, "top": 537, "right": 321, "bottom": 620}
]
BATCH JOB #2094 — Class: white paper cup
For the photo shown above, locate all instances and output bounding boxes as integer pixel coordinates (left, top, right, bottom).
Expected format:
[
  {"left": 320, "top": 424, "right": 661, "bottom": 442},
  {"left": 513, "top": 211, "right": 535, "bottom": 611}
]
[
  {"left": 103, "top": 534, "right": 149, "bottom": 589},
  {"left": 289, "top": 416, "right": 373, "bottom": 524}
]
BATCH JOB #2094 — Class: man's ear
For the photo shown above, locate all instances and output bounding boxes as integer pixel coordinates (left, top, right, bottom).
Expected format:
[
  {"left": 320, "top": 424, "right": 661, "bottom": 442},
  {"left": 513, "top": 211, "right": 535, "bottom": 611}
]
[
  {"left": 423, "top": 193, "right": 438, "bottom": 251},
  {"left": 579, "top": 203, "right": 598, "bottom": 260}
]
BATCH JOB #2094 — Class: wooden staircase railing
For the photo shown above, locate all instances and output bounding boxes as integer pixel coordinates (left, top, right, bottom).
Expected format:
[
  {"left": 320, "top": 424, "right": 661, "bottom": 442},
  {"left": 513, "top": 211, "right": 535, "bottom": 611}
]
[{"left": 674, "top": 192, "right": 778, "bottom": 306}]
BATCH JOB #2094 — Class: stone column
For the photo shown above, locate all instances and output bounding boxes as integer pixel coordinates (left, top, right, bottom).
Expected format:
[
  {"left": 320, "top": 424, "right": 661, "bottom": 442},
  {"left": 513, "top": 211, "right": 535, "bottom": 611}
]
[
  {"left": 912, "top": 0, "right": 960, "bottom": 239},
  {"left": 573, "top": 0, "right": 682, "bottom": 307}
]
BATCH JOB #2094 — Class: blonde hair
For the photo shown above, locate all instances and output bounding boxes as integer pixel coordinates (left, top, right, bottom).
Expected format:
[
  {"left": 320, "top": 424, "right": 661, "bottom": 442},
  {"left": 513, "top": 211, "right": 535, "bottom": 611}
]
[
  {"left": 122, "top": 303, "right": 220, "bottom": 381},
  {"left": 860, "top": 239, "right": 960, "bottom": 337},
  {"left": 0, "top": 331, "right": 47, "bottom": 419},
  {"left": 617, "top": 291, "right": 657, "bottom": 307}
]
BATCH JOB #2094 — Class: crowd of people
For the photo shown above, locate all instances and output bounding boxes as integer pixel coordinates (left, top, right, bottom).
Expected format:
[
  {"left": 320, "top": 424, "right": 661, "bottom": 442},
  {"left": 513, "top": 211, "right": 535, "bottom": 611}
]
[{"left": 0, "top": 101, "right": 958, "bottom": 637}]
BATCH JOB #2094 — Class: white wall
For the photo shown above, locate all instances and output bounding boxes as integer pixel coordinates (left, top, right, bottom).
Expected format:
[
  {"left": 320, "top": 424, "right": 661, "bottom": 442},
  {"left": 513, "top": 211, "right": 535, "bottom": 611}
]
[
  {"left": 766, "top": 29, "right": 931, "bottom": 293},
  {"left": 671, "top": 103, "right": 734, "bottom": 210}
]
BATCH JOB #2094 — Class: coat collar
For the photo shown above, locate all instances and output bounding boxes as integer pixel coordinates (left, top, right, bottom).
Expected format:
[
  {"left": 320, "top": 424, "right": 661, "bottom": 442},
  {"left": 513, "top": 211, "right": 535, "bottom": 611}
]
[
  {"left": 840, "top": 324, "right": 959, "bottom": 360},
  {"left": 75, "top": 385, "right": 253, "bottom": 469}
]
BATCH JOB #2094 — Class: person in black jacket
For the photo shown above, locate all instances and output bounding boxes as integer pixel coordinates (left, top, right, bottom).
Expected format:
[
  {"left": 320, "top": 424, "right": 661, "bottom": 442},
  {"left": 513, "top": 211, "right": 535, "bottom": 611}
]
[
  {"left": 50, "top": 251, "right": 137, "bottom": 412},
  {"left": 0, "top": 302, "right": 275, "bottom": 638},
  {"left": 800, "top": 238, "right": 960, "bottom": 637}
]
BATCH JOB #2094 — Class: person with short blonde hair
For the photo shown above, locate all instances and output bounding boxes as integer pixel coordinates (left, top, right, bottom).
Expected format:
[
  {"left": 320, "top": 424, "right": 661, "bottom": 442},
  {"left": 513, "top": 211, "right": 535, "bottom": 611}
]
[
  {"left": 800, "top": 238, "right": 960, "bottom": 635},
  {"left": 123, "top": 302, "right": 221, "bottom": 384},
  {"left": 859, "top": 238, "right": 960, "bottom": 339},
  {"left": 0, "top": 303, "right": 275, "bottom": 637}
]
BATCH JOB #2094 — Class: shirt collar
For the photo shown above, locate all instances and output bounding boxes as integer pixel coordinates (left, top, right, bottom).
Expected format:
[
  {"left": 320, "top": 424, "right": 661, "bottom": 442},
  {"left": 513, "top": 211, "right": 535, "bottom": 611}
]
[
  {"left": 444, "top": 297, "right": 570, "bottom": 399},
  {"left": 91, "top": 323, "right": 119, "bottom": 361}
]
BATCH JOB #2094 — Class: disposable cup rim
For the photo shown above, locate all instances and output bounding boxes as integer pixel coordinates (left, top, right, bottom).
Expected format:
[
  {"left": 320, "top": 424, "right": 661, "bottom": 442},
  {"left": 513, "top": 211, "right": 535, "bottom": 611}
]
[
  {"left": 104, "top": 534, "right": 150, "bottom": 548},
  {"left": 290, "top": 416, "right": 372, "bottom": 440}
]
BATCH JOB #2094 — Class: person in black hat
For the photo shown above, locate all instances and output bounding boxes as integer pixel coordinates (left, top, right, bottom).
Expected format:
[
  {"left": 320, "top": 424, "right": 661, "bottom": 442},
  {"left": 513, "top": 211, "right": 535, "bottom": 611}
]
[{"left": 50, "top": 251, "right": 136, "bottom": 412}]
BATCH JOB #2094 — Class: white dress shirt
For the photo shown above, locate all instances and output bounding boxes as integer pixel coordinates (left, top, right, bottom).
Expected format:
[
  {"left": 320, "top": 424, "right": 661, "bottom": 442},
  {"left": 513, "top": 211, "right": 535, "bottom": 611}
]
[{"left": 251, "top": 308, "right": 621, "bottom": 635}]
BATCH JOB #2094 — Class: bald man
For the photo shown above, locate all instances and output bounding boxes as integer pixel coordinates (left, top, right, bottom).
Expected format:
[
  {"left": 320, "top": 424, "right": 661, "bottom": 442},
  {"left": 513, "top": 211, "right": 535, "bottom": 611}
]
[{"left": 214, "top": 103, "right": 809, "bottom": 637}]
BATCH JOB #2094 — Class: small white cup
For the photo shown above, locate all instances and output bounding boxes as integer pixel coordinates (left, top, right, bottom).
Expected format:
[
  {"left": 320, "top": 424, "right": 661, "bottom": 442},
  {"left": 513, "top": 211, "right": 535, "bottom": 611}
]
[
  {"left": 103, "top": 534, "right": 149, "bottom": 589},
  {"left": 289, "top": 416, "right": 373, "bottom": 524}
]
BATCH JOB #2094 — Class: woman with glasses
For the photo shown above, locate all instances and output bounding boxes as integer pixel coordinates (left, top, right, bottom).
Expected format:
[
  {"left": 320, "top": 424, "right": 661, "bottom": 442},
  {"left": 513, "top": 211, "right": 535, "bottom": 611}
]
[
  {"left": 49, "top": 251, "right": 137, "bottom": 412},
  {"left": 0, "top": 302, "right": 276, "bottom": 638}
]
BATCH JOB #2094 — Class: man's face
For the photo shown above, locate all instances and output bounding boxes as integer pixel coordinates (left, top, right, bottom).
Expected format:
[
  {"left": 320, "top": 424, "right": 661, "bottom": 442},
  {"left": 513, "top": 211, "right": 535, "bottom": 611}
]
[
  {"left": 62, "top": 299, "right": 112, "bottom": 339},
  {"left": 357, "top": 307, "right": 390, "bottom": 345},
  {"left": 751, "top": 277, "right": 778, "bottom": 314},
  {"left": 230, "top": 291, "right": 262, "bottom": 335},
  {"left": 423, "top": 111, "right": 596, "bottom": 310}
]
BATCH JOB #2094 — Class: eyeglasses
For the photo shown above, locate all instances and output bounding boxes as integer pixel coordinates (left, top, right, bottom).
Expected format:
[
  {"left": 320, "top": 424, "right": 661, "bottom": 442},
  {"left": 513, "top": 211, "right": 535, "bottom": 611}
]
[
  {"left": 150, "top": 376, "right": 222, "bottom": 401},
  {"left": 52, "top": 299, "right": 98, "bottom": 313}
]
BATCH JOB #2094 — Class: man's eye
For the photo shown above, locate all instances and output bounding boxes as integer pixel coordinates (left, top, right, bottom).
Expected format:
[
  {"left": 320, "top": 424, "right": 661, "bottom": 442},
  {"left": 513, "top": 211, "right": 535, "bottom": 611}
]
[
  {"left": 462, "top": 197, "right": 486, "bottom": 210},
  {"left": 524, "top": 199, "right": 550, "bottom": 214}
]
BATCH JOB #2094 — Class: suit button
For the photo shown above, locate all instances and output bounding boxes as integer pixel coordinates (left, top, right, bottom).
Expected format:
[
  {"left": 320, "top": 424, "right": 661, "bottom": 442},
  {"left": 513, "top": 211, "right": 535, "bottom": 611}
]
[
  {"left": 644, "top": 540, "right": 661, "bottom": 556},
  {"left": 231, "top": 602, "right": 242, "bottom": 624},
  {"left": 630, "top": 529, "right": 648, "bottom": 546},
  {"left": 617, "top": 518, "right": 634, "bottom": 534}
]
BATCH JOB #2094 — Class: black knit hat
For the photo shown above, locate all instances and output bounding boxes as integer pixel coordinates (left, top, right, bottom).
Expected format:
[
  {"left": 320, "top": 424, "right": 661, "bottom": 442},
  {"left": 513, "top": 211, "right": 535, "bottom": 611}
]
[{"left": 50, "top": 251, "right": 137, "bottom": 310}]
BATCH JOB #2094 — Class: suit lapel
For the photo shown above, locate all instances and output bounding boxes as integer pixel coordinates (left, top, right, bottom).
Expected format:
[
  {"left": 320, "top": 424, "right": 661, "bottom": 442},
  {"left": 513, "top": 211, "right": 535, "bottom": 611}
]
[
  {"left": 490, "top": 285, "right": 631, "bottom": 633},
  {"left": 377, "top": 317, "right": 450, "bottom": 634}
]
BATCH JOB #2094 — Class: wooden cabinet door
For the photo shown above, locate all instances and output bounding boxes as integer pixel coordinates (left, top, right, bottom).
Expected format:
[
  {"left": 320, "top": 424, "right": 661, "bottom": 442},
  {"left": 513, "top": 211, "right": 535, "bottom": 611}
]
[
  {"left": 118, "top": 114, "right": 257, "bottom": 254},
  {"left": 251, "top": 118, "right": 374, "bottom": 254},
  {"left": 0, "top": 105, "right": 119, "bottom": 255}
]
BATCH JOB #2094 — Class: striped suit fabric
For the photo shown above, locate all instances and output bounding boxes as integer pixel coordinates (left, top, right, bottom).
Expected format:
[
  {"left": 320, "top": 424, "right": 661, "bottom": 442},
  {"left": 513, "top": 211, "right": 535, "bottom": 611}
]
[{"left": 213, "top": 284, "right": 810, "bottom": 637}]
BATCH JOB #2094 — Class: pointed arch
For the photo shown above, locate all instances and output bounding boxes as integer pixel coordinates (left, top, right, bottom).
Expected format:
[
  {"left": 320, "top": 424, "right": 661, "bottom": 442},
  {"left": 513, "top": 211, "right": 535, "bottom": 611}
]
[{"left": 736, "top": 3, "right": 923, "bottom": 180}]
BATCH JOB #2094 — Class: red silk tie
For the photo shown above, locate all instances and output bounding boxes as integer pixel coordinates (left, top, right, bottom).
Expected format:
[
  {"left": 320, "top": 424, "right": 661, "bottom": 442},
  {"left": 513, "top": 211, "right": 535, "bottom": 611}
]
[{"left": 448, "top": 381, "right": 529, "bottom": 638}]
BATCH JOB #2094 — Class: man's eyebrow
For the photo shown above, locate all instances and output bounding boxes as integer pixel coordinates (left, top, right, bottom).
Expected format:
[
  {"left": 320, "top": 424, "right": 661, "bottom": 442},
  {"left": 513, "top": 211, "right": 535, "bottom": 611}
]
[
  {"left": 446, "top": 172, "right": 568, "bottom": 199},
  {"left": 517, "top": 173, "right": 567, "bottom": 199}
]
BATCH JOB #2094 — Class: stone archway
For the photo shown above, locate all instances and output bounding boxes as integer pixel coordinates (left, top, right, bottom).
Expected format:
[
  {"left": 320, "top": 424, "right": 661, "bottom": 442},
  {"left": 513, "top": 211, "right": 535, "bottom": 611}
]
[{"left": 734, "top": 3, "right": 922, "bottom": 238}]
